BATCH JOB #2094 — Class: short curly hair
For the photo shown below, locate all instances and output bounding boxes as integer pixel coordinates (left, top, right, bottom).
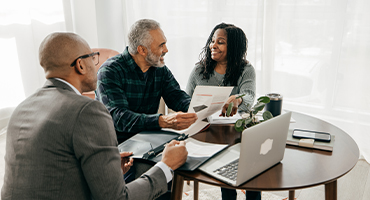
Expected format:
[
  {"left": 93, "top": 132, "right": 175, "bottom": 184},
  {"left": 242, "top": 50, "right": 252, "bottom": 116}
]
[{"left": 128, "top": 19, "right": 161, "bottom": 54}]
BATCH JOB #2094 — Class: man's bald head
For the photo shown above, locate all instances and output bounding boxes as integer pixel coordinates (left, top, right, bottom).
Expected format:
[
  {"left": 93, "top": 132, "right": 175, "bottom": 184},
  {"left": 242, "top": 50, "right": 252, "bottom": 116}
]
[
  {"left": 39, "top": 32, "right": 90, "bottom": 76},
  {"left": 39, "top": 32, "right": 98, "bottom": 93}
]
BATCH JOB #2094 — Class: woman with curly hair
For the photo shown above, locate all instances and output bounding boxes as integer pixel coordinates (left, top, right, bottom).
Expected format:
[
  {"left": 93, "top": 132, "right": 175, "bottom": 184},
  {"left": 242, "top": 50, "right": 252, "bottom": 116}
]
[{"left": 186, "top": 23, "right": 259, "bottom": 200}]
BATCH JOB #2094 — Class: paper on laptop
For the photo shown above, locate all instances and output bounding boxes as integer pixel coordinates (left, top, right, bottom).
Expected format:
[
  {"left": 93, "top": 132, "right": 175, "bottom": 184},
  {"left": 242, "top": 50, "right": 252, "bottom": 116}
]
[{"left": 185, "top": 137, "right": 228, "bottom": 157}]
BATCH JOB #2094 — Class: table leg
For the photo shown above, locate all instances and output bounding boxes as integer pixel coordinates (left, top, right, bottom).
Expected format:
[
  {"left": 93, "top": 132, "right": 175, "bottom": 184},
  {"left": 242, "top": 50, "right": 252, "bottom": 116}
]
[
  {"left": 171, "top": 173, "right": 184, "bottom": 200},
  {"left": 289, "top": 190, "right": 295, "bottom": 200},
  {"left": 193, "top": 180, "right": 199, "bottom": 200},
  {"left": 325, "top": 180, "right": 337, "bottom": 200}
]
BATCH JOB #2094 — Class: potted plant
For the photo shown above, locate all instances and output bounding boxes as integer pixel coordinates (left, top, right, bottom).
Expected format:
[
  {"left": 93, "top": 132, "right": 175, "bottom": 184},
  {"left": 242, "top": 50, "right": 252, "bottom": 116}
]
[{"left": 232, "top": 96, "right": 274, "bottom": 132}]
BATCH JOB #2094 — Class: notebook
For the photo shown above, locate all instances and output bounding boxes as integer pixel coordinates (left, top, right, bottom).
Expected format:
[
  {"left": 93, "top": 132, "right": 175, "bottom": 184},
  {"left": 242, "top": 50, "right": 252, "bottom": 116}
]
[
  {"left": 198, "top": 111, "right": 292, "bottom": 186},
  {"left": 117, "top": 129, "right": 228, "bottom": 171}
]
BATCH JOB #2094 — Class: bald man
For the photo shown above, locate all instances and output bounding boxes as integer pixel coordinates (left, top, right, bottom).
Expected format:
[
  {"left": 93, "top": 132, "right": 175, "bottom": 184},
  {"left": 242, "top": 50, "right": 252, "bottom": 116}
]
[{"left": 1, "top": 32, "right": 188, "bottom": 200}]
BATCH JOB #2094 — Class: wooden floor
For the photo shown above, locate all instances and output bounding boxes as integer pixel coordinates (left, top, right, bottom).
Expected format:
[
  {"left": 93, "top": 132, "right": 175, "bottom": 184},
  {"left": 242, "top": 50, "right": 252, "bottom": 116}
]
[{"left": 1, "top": 132, "right": 369, "bottom": 199}]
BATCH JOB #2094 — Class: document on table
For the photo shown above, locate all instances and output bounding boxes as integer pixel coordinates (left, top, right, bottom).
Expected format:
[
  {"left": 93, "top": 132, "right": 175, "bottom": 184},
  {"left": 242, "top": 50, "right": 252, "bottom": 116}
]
[{"left": 208, "top": 112, "right": 242, "bottom": 124}]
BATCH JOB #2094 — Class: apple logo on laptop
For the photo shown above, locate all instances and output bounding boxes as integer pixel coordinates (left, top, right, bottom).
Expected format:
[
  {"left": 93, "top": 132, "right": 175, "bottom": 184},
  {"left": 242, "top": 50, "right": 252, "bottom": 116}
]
[{"left": 260, "top": 139, "right": 273, "bottom": 155}]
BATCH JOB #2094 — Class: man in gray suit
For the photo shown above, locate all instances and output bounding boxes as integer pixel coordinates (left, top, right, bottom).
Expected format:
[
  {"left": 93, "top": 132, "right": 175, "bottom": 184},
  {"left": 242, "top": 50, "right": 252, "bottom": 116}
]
[{"left": 1, "top": 32, "right": 187, "bottom": 200}]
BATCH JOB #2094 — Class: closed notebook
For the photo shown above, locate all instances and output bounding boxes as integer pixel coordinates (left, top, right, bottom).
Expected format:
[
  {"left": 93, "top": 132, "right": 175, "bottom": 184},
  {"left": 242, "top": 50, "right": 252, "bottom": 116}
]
[
  {"left": 286, "top": 129, "right": 334, "bottom": 151},
  {"left": 118, "top": 130, "right": 228, "bottom": 171}
]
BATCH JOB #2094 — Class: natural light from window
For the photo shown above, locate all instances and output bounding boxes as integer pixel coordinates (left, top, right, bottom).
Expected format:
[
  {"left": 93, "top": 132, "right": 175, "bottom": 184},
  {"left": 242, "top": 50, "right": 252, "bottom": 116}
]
[
  {"left": 0, "top": 0, "right": 65, "bottom": 25},
  {"left": 0, "top": 0, "right": 65, "bottom": 110},
  {"left": 0, "top": 38, "right": 25, "bottom": 109}
]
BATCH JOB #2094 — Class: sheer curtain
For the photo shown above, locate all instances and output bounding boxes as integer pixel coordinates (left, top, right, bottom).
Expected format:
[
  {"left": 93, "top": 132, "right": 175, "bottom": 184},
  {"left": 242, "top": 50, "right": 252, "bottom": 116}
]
[
  {"left": 1, "top": 0, "right": 369, "bottom": 162},
  {"left": 120, "top": 0, "right": 370, "bottom": 162},
  {"left": 0, "top": 0, "right": 66, "bottom": 133}
]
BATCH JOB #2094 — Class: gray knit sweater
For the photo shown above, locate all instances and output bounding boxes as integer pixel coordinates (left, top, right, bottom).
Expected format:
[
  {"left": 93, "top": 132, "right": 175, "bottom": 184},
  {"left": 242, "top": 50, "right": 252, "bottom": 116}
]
[{"left": 185, "top": 63, "right": 256, "bottom": 111}]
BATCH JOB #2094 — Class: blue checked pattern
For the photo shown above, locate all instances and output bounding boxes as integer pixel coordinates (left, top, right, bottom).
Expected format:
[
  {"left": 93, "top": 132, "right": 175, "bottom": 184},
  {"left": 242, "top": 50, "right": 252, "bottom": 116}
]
[{"left": 96, "top": 47, "right": 190, "bottom": 142}]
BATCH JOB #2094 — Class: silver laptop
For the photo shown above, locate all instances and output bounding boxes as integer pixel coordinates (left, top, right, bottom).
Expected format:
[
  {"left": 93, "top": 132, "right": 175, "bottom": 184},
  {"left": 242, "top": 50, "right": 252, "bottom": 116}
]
[{"left": 198, "top": 111, "right": 292, "bottom": 186}]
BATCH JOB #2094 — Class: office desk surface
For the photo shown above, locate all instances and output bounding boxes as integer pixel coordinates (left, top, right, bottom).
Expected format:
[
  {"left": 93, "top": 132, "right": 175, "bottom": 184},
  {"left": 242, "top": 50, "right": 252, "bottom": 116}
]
[{"left": 172, "top": 111, "right": 359, "bottom": 200}]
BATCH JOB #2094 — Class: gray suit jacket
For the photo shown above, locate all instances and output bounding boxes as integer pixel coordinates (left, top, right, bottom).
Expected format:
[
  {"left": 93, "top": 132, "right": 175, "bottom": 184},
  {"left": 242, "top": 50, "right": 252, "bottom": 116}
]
[{"left": 1, "top": 79, "right": 167, "bottom": 200}]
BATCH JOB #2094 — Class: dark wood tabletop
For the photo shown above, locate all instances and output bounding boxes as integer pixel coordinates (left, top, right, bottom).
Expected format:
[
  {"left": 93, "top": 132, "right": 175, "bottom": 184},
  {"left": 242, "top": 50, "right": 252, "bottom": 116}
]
[{"left": 171, "top": 111, "right": 360, "bottom": 200}]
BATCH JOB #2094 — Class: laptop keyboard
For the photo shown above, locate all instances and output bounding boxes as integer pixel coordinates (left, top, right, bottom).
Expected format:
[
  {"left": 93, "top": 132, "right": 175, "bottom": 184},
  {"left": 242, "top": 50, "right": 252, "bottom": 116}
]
[{"left": 213, "top": 159, "right": 239, "bottom": 181}]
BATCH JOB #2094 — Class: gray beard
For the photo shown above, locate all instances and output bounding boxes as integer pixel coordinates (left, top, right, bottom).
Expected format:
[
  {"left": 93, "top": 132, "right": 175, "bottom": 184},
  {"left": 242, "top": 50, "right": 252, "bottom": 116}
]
[{"left": 145, "top": 50, "right": 164, "bottom": 67}]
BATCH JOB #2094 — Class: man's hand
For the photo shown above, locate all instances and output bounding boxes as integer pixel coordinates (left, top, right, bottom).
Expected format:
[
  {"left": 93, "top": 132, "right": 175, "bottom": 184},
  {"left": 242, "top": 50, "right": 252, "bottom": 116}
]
[
  {"left": 158, "top": 112, "right": 197, "bottom": 130},
  {"left": 161, "top": 140, "right": 188, "bottom": 170},
  {"left": 220, "top": 95, "right": 242, "bottom": 117},
  {"left": 120, "top": 152, "right": 134, "bottom": 174}
]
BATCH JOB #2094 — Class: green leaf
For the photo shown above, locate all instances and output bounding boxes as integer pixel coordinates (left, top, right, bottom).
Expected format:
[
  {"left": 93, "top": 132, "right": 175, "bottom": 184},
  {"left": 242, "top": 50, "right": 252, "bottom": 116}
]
[
  {"left": 234, "top": 96, "right": 274, "bottom": 130},
  {"left": 257, "top": 96, "right": 270, "bottom": 104},
  {"left": 235, "top": 119, "right": 245, "bottom": 132},
  {"left": 234, "top": 125, "right": 245, "bottom": 132},
  {"left": 244, "top": 117, "right": 252, "bottom": 125},
  {"left": 226, "top": 102, "right": 233, "bottom": 117},
  {"left": 235, "top": 119, "right": 244, "bottom": 128},
  {"left": 253, "top": 102, "right": 265, "bottom": 114},
  {"left": 262, "top": 111, "right": 273, "bottom": 121}
]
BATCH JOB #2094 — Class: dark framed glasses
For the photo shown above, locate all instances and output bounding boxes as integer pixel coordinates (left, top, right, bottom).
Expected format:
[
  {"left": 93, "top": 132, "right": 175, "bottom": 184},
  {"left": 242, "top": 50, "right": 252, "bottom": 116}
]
[{"left": 70, "top": 52, "right": 100, "bottom": 67}]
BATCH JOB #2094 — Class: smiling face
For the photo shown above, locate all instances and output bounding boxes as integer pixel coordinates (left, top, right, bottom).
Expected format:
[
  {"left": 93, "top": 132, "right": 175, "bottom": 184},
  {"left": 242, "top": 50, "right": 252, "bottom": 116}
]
[
  {"left": 209, "top": 29, "right": 228, "bottom": 63},
  {"left": 145, "top": 28, "right": 168, "bottom": 67}
]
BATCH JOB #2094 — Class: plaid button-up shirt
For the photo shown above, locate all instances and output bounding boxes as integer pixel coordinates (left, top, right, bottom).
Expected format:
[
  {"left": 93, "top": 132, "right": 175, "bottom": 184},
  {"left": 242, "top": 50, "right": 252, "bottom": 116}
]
[{"left": 96, "top": 47, "right": 190, "bottom": 142}]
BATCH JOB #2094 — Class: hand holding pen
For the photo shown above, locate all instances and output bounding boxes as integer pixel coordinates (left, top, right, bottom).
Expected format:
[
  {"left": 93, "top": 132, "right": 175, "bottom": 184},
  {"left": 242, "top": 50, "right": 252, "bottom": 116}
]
[{"left": 120, "top": 152, "right": 134, "bottom": 174}]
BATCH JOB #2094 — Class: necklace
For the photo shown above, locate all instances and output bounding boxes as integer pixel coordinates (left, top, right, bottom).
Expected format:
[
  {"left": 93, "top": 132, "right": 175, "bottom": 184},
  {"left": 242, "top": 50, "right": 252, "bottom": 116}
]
[{"left": 218, "top": 79, "right": 224, "bottom": 87}]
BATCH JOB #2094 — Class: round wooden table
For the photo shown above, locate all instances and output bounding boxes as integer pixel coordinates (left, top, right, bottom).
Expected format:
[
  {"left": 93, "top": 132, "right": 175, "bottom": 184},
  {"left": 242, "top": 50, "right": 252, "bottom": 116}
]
[{"left": 171, "top": 111, "right": 360, "bottom": 200}]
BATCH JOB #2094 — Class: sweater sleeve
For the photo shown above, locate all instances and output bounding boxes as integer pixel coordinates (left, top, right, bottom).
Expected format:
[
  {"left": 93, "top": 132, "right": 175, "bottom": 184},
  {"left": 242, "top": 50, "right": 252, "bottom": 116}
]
[
  {"left": 236, "top": 63, "right": 256, "bottom": 111},
  {"left": 185, "top": 65, "right": 198, "bottom": 98}
]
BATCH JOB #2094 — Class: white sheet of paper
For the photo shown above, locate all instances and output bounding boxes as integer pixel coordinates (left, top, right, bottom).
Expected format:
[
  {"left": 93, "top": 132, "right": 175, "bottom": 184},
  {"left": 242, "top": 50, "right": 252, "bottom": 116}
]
[
  {"left": 185, "top": 137, "right": 228, "bottom": 157},
  {"left": 162, "top": 120, "right": 209, "bottom": 137},
  {"left": 188, "top": 86, "right": 234, "bottom": 123},
  {"left": 164, "top": 86, "right": 233, "bottom": 137},
  {"left": 208, "top": 112, "right": 242, "bottom": 124}
]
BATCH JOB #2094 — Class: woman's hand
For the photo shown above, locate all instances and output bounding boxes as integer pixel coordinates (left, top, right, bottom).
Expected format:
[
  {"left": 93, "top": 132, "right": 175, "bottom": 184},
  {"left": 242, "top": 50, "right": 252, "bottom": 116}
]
[{"left": 220, "top": 95, "right": 243, "bottom": 117}]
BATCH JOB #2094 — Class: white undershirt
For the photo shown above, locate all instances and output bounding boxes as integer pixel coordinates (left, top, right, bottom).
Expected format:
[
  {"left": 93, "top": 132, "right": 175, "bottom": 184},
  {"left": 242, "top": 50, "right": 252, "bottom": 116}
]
[{"left": 54, "top": 78, "right": 81, "bottom": 95}]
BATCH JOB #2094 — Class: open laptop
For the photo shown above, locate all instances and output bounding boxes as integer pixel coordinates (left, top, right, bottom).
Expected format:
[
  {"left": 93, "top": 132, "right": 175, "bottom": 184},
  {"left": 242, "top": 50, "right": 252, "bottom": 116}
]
[{"left": 198, "top": 111, "right": 292, "bottom": 186}]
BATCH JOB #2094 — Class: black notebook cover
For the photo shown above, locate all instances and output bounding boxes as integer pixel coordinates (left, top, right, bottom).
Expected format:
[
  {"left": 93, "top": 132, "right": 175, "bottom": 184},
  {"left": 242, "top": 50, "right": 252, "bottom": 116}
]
[{"left": 117, "top": 130, "right": 227, "bottom": 171}]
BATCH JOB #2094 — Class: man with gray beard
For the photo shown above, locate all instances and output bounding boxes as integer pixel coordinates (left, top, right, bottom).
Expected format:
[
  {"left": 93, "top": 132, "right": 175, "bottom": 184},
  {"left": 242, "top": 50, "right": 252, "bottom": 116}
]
[
  {"left": 95, "top": 19, "right": 197, "bottom": 143},
  {"left": 95, "top": 19, "right": 198, "bottom": 199}
]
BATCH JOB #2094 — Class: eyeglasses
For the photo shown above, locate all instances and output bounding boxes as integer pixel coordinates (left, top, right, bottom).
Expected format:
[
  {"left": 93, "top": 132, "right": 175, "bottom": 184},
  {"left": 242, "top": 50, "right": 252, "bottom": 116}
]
[{"left": 70, "top": 52, "right": 100, "bottom": 67}]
